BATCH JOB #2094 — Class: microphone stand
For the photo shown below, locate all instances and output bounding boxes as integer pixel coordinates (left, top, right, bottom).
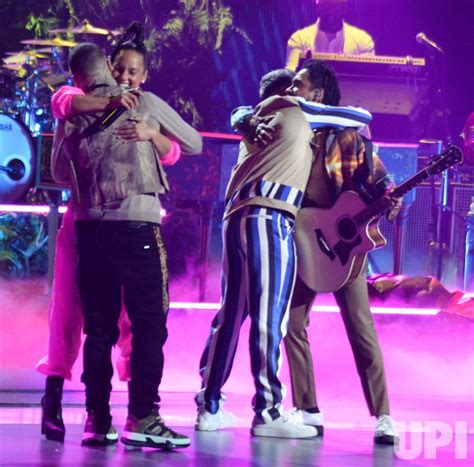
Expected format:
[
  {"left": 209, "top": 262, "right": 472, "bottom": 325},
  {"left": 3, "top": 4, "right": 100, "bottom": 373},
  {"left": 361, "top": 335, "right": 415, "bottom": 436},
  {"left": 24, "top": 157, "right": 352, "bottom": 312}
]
[{"left": 427, "top": 47, "right": 452, "bottom": 280}]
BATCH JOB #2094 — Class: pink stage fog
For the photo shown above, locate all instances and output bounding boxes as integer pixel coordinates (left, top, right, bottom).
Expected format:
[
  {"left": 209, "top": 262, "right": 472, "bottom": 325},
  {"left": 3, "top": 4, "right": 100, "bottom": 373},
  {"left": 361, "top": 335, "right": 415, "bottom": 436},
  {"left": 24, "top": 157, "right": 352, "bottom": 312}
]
[{"left": 1, "top": 272, "right": 472, "bottom": 403}]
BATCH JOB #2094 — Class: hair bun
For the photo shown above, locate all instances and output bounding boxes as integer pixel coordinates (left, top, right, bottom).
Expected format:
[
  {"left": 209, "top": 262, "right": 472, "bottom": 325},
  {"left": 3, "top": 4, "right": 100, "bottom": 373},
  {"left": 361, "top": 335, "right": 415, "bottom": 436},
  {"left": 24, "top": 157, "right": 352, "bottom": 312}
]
[{"left": 119, "top": 21, "right": 145, "bottom": 47}]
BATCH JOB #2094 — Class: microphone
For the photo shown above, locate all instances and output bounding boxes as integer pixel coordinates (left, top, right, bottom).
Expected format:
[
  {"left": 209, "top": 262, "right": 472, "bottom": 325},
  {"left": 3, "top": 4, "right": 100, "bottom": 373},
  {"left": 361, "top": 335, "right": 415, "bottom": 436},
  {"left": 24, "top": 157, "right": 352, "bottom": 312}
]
[
  {"left": 81, "top": 87, "right": 140, "bottom": 138},
  {"left": 416, "top": 32, "right": 444, "bottom": 54}
]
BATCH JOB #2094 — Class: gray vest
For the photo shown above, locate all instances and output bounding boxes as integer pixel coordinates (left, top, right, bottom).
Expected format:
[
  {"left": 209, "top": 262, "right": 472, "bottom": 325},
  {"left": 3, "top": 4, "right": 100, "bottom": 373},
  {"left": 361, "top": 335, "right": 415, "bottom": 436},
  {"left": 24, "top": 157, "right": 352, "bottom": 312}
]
[{"left": 64, "top": 83, "right": 168, "bottom": 210}]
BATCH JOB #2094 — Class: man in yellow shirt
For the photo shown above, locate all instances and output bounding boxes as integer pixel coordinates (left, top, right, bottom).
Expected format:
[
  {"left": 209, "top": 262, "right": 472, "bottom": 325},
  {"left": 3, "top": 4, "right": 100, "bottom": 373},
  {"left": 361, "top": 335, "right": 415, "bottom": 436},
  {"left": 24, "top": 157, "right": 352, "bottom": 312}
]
[{"left": 286, "top": 0, "right": 375, "bottom": 70}]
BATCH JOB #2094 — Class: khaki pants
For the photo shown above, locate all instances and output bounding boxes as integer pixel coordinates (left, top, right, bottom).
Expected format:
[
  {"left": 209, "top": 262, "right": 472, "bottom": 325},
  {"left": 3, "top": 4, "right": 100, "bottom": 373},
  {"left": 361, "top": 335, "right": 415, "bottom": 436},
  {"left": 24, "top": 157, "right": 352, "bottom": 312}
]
[{"left": 284, "top": 269, "right": 390, "bottom": 416}]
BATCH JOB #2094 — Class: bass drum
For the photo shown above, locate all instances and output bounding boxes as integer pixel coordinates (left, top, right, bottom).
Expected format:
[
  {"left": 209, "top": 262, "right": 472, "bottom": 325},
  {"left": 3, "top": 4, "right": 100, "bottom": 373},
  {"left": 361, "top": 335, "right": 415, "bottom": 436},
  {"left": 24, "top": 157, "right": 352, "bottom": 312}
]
[{"left": 0, "top": 113, "right": 35, "bottom": 203}]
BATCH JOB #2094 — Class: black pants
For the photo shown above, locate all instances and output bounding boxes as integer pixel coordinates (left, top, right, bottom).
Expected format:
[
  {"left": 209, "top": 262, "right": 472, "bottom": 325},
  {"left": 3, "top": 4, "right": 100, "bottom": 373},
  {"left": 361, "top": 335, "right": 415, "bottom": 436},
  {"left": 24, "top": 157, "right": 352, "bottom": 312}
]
[{"left": 76, "top": 220, "right": 168, "bottom": 419}]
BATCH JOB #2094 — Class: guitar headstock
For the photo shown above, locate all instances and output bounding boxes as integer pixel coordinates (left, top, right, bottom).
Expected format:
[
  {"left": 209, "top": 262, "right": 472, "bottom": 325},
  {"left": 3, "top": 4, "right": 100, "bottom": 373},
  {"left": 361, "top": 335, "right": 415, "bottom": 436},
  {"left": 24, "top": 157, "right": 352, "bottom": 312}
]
[{"left": 426, "top": 145, "right": 464, "bottom": 175}]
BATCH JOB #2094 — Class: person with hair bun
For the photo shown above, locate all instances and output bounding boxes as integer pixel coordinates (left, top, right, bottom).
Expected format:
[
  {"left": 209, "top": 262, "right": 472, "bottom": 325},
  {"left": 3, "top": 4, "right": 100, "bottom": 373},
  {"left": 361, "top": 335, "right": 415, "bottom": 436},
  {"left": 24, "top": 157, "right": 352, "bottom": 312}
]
[{"left": 37, "top": 24, "right": 201, "bottom": 446}]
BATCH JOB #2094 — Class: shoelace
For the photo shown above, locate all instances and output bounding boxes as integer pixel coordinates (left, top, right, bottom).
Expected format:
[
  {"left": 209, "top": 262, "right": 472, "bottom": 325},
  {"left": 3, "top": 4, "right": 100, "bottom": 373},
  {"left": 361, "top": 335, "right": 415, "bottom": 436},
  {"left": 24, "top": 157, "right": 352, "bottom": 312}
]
[{"left": 146, "top": 416, "right": 182, "bottom": 438}]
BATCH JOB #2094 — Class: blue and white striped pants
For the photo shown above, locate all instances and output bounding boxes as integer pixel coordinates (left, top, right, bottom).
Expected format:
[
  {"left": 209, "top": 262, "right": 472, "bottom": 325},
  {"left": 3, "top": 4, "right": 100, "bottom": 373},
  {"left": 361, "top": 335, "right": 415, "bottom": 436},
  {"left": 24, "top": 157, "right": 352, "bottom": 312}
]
[{"left": 200, "top": 205, "right": 297, "bottom": 418}]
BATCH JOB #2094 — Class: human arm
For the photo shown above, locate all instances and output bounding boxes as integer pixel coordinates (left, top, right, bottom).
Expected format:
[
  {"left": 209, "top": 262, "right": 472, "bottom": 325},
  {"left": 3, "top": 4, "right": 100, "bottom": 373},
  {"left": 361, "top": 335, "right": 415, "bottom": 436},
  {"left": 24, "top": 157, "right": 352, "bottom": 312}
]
[
  {"left": 143, "top": 92, "right": 202, "bottom": 155},
  {"left": 285, "top": 27, "right": 312, "bottom": 71},
  {"left": 230, "top": 106, "right": 254, "bottom": 134},
  {"left": 51, "top": 85, "right": 140, "bottom": 119},
  {"left": 366, "top": 151, "right": 401, "bottom": 222},
  {"left": 294, "top": 97, "right": 372, "bottom": 130},
  {"left": 252, "top": 97, "right": 372, "bottom": 147},
  {"left": 356, "top": 30, "right": 376, "bottom": 56},
  {"left": 51, "top": 120, "right": 70, "bottom": 183},
  {"left": 114, "top": 117, "right": 182, "bottom": 165},
  {"left": 71, "top": 91, "right": 140, "bottom": 113}
]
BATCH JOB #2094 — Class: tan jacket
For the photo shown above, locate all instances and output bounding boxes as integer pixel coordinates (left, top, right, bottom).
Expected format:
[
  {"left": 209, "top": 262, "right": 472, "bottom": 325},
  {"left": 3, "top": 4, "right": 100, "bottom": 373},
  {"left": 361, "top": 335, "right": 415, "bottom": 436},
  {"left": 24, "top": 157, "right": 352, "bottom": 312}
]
[
  {"left": 225, "top": 96, "right": 314, "bottom": 219},
  {"left": 52, "top": 81, "right": 202, "bottom": 220}
]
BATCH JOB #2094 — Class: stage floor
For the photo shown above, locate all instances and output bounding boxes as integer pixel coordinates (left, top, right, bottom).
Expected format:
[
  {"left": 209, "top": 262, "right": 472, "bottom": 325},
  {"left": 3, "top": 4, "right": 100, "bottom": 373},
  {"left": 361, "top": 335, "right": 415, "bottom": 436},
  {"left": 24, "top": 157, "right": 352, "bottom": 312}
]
[{"left": 0, "top": 391, "right": 472, "bottom": 466}]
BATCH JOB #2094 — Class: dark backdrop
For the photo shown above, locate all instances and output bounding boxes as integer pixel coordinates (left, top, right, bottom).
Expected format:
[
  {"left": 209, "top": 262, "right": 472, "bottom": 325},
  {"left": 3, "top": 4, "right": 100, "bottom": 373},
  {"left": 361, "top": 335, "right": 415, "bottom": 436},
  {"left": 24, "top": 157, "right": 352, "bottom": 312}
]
[
  {"left": 1, "top": 0, "right": 473, "bottom": 140},
  {"left": 212, "top": 0, "right": 473, "bottom": 140}
]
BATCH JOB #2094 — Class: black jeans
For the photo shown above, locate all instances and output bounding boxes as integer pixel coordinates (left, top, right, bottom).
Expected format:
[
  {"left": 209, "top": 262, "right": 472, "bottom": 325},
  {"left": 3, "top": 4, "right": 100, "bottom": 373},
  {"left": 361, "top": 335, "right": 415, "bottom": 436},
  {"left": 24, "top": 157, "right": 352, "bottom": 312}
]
[{"left": 76, "top": 220, "right": 168, "bottom": 419}]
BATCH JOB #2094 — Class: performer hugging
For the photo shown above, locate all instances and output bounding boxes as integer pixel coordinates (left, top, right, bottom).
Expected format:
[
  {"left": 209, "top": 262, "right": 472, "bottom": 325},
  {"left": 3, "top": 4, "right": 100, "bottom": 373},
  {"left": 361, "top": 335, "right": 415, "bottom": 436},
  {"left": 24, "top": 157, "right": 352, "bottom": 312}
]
[{"left": 38, "top": 22, "right": 202, "bottom": 448}]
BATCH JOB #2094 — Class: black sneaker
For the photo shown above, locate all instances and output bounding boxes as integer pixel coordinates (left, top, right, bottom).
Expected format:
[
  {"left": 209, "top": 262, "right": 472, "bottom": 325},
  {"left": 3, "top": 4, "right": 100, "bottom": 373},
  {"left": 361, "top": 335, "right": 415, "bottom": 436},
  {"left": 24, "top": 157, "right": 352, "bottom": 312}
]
[
  {"left": 121, "top": 412, "right": 190, "bottom": 450},
  {"left": 81, "top": 412, "right": 119, "bottom": 446}
]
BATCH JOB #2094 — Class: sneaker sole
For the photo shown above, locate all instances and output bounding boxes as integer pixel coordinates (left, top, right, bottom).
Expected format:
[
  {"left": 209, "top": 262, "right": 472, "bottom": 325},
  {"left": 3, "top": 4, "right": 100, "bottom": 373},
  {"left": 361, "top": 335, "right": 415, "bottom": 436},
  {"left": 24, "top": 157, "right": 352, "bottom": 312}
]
[
  {"left": 374, "top": 434, "right": 398, "bottom": 446},
  {"left": 251, "top": 427, "right": 318, "bottom": 439},
  {"left": 194, "top": 422, "right": 220, "bottom": 431},
  {"left": 194, "top": 414, "right": 235, "bottom": 431},
  {"left": 121, "top": 432, "right": 191, "bottom": 450},
  {"left": 194, "top": 420, "right": 234, "bottom": 431},
  {"left": 82, "top": 432, "right": 119, "bottom": 446},
  {"left": 313, "top": 425, "right": 324, "bottom": 437}
]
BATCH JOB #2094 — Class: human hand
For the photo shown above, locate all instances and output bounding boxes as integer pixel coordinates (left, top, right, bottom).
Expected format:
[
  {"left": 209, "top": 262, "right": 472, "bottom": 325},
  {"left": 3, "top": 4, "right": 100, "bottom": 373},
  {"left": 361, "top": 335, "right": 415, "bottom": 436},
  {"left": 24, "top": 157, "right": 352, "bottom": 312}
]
[
  {"left": 108, "top": 89, "right": 141, "bottom": 111},
  {"left": 253, "top": 122, "right": 276, "bottom": 147},
  {"left": 114, "top": 117, "right": 157, "bottom": 143},
  {"left": 386, "top": 193, "right": 402, "bottom": 222}
]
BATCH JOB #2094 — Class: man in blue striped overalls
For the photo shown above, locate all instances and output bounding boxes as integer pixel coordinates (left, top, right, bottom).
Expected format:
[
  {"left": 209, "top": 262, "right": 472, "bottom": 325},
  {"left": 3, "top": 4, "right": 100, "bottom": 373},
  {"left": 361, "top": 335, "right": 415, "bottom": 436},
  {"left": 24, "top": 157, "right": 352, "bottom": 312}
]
[{"left": 195, "top": 69, "right": 371, "bottom": 438}]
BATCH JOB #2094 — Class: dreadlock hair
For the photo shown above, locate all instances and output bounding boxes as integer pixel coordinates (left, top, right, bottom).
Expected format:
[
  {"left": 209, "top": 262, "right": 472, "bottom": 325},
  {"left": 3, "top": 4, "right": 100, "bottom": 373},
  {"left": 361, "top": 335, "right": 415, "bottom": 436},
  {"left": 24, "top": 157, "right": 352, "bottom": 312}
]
[
  {"left": 259, "top": 68, "right": 296, "bottom": 100},
  {"left": 110, "top": 21, "right": 149, "bottom": 67},
  {"left": 300, "top": 59, "right": 341, "bottom": 106}
]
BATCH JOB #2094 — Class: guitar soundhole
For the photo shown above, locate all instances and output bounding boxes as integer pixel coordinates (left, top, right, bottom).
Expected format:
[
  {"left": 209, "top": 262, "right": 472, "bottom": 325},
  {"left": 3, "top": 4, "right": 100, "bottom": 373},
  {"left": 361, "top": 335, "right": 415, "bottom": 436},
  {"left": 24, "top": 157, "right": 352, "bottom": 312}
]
[{"left": 337, "top": 217, "right": 358, "bottom": 241}]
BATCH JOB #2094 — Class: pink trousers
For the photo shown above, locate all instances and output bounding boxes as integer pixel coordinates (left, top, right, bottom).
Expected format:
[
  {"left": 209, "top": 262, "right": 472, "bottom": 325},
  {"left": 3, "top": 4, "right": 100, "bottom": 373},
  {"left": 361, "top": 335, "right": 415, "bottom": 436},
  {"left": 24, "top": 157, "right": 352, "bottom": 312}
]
[{"left": 35, "top": 208, "right": 132, "bottom": 381}]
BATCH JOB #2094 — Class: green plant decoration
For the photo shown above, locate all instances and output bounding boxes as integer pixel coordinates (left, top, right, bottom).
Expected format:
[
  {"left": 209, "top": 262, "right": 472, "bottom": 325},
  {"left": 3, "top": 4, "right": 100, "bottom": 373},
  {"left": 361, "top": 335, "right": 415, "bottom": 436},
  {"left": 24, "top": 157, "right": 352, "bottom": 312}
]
[{"left": 19, "top": 0, "right": 249, "bottom": 128}]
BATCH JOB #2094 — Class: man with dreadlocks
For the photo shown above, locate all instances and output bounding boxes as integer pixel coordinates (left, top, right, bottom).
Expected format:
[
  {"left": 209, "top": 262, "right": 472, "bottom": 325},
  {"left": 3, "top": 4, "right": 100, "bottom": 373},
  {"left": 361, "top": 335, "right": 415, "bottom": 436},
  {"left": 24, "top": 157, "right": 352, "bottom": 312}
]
[
  {"left": 279, "top": 59, "right": 400, "bottom": 445},
  {"left": 194, "top": 65, "right": 373, "bottom": 439}
]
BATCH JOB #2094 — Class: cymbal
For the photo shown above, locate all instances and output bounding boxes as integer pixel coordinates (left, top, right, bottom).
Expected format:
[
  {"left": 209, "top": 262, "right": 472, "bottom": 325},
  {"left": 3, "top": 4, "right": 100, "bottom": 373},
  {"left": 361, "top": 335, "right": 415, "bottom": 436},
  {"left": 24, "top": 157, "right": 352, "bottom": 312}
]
[
  {"left": 36, "top": 47, "right": 55, "bottom": 53},
  {"left": 6, "top": 51, "right": 50, "bottom": 58},
  {"left": 1, "top": 64, "right": 27, "bottom": 77},
  {"left": 3, "top": 53, "right": 48, "bottom": 64},
  {"left": 49, "top": 20, "right": 121, "bottom": 36},
  {"left": 20, "top": 37, "right": 77, "bottom": 47},
  {"left": 1, "top": 64, "right": 24, "bottom": 72}
]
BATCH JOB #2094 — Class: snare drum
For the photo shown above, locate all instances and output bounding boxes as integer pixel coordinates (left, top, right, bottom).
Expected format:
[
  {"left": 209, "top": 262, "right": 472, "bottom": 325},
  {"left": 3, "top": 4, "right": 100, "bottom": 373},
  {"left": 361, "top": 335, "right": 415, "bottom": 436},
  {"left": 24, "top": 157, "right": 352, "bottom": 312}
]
[{"left": 0, "top": 113, "right": 35, "bottom": 203}]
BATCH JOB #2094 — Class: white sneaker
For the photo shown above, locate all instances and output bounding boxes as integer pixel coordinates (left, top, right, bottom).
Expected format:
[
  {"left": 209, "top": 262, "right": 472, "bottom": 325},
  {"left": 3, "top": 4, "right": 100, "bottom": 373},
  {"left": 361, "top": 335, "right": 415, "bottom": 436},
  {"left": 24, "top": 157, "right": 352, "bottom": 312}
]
[
  {"left": 251, "top": 411, "right": 318, "bottom": 439},
  {"left": 194, "top": 408, "right": 235, "bottom": 431},
  {"left": 374, "top": 414, "right": 399, "bottom": 445},
  {"left": 292, "top": 409, "right": 324, "bottom": 436}
]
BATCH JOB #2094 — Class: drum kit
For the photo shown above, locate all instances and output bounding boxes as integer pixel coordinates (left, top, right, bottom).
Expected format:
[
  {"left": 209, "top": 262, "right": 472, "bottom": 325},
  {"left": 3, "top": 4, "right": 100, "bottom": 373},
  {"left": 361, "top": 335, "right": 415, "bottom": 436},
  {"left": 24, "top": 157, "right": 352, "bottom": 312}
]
[{"left": 0, "top": 20, "right": 120, "bottom": 202}]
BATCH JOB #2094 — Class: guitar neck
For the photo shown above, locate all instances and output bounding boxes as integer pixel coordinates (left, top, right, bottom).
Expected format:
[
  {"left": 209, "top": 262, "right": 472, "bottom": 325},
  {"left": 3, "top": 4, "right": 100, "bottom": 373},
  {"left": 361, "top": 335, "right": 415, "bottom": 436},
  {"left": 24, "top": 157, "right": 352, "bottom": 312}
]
[
  {"left": 391, "top": 167, "right": 432, "bottom": 198},
  {"left": 355, "top": 167, "right": 432, "bottom": 225},
  {"left": 351, "top": 145, "right": 461, "bottom": 227}
]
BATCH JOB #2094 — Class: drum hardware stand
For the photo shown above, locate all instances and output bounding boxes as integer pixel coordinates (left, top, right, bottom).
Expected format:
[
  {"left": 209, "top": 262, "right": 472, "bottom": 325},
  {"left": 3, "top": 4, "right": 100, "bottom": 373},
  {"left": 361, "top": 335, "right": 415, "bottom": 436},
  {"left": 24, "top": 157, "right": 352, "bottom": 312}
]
[{"left": 51, "top": 46, "right": 72, "bottom": 86}]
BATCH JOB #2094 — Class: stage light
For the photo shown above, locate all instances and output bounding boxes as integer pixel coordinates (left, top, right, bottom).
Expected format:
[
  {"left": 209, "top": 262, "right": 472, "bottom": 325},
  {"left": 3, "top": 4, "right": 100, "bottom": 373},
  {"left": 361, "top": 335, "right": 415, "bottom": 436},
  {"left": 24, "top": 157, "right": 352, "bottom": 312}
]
[
  {"left": 0, "top": 205, "right": 167, "bottom": 217},
  {"left": 169, "top": 301, "right": 441, "bottom": 316},
  {"left": 0, "top": 204, "right": 68, "bottom": 214}
]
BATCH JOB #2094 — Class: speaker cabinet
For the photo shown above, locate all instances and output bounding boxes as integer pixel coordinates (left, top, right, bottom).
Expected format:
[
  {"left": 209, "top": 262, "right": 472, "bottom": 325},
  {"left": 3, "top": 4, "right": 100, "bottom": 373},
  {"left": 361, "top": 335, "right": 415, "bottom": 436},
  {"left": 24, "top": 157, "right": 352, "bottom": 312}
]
[{"left": 370, "top": 183, "right": 474, "bottom": 288}]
